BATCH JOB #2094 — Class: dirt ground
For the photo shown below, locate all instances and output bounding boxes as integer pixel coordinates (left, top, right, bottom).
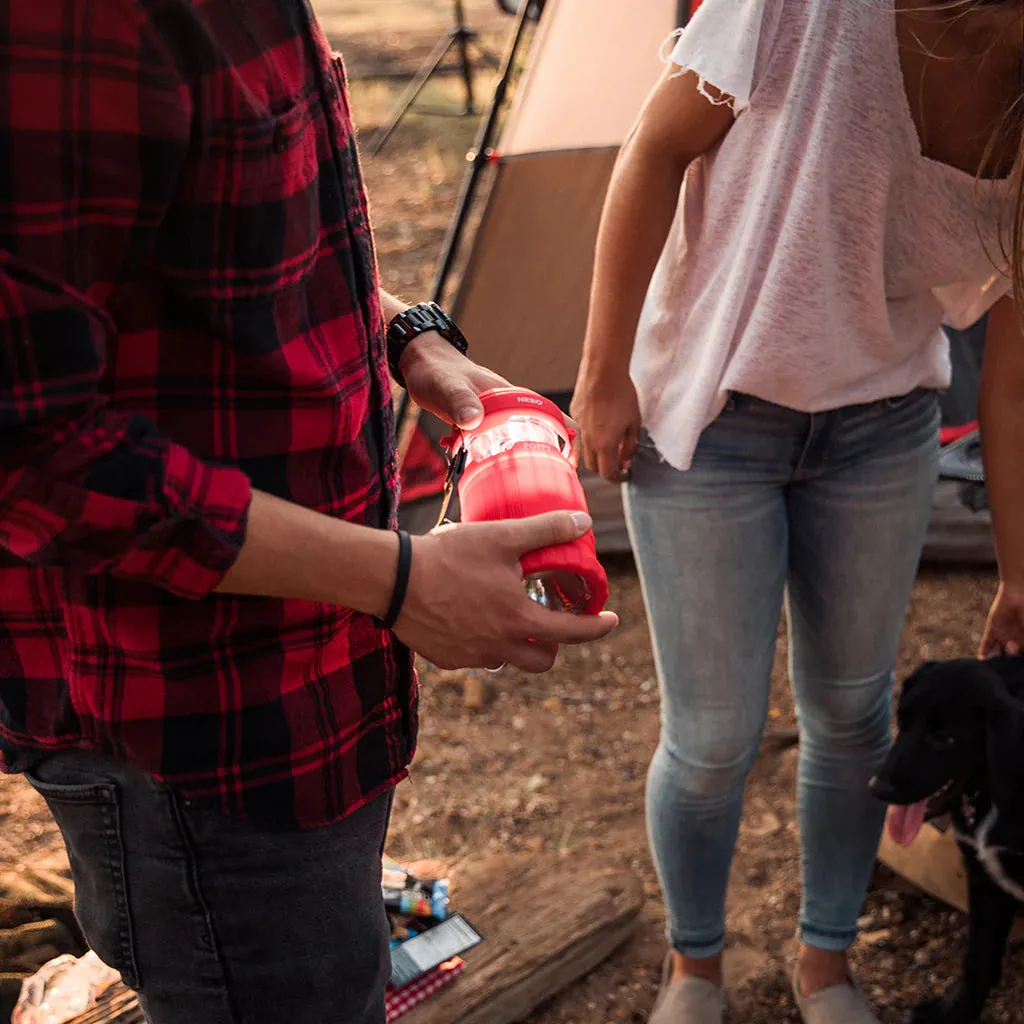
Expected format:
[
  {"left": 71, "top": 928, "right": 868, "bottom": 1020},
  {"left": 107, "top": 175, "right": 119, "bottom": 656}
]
[{"left": 0, "top": 3, "right": 1020, "bottom": 1022}]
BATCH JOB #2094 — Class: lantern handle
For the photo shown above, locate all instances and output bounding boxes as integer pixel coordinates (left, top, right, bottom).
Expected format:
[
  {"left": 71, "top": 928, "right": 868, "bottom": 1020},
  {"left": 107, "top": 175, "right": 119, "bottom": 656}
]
[{"left": 434, "top": 445, "right": 468, "bottom": 528}]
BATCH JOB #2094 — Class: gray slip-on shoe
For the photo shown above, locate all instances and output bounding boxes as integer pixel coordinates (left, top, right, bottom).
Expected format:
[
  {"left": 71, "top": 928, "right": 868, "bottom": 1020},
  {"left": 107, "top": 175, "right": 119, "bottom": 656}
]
[
  {"left": 649, "top": 953, "right": 724, "bottom": 1024},
  {"left": 792, "top": 964, "right": 880, "bottom": 1024}
]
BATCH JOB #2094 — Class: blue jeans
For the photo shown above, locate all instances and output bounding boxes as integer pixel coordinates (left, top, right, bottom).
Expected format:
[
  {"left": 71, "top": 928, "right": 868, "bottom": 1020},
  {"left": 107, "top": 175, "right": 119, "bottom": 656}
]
[
  {"left": 625, "top": 390, "right": 940, "bottom": 957},
  {"left": 25, "top": 748, "right": 393, "bottom": 1024}
]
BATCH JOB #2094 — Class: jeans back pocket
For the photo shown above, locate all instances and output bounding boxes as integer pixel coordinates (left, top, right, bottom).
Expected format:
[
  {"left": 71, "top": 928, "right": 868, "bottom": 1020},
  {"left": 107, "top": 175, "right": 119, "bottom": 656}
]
[{"left": 25, "top": 767, "right": 140, "bottom": 990}]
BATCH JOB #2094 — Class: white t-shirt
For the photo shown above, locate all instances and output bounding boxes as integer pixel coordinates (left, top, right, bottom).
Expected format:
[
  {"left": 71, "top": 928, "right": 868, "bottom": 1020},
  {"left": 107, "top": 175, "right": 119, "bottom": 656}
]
[{"left": 631, "top": 0, "right": 1010, "bottom": 470}]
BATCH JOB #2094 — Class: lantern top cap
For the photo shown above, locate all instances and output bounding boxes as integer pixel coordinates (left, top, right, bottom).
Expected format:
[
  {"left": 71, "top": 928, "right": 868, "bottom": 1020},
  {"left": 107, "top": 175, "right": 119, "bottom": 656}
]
[{"left": 473, "top": 387, "right": 569, "bottom": 431}]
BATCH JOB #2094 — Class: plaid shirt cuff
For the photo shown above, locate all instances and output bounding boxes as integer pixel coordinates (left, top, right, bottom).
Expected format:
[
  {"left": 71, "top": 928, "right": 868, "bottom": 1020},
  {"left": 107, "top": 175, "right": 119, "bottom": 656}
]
[{"left": 115, "top": 444, "right": 253, "bottom": 599}]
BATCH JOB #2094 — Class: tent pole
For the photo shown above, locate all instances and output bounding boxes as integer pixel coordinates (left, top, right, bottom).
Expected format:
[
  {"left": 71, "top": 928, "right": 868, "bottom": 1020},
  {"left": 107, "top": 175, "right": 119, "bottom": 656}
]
[
  {"left": 394, "top": 0, "right": 535, "bottom": 437},
  {"left": 430, "top": 1, "right": 534, "bottom": 307}
]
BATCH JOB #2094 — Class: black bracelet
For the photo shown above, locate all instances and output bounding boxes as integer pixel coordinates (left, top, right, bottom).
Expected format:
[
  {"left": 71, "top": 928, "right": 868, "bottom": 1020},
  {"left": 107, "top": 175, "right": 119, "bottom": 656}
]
[{"left": 380, "top": 530, "right": 412, "bottom": 630}]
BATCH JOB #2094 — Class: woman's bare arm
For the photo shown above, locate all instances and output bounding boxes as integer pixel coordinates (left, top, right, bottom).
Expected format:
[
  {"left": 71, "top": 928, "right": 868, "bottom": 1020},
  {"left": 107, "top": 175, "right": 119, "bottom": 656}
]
[
  {"left": 979, "top": 295, "right": 1024, "bottom": 654},
  {"left": 572, "top": 69, "right": 735, "bottom": 481}
]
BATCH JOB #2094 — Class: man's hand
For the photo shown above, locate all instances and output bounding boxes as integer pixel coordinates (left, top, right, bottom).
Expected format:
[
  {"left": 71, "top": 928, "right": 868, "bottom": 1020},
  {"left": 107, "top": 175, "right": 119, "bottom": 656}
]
[
  {"left": 571, "top": 366, "right": 642, "bottom": 483},
  {"left": 219, "top": 494, "right": 618, "bottom": 672},
  {"left": 400, "top": 332, "right": 509, "bottom": 428},
  {"left": 394, "top": 510, "right": 619, "bottom": 672},
  {"left": 981, "top": 582, "right": 1024, "bottom": 658}
]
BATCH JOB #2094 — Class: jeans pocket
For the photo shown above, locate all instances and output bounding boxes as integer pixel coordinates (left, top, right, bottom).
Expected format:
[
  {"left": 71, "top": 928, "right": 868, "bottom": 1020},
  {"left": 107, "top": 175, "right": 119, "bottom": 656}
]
[
  {"left": 25, "top": 767, "right": 140, "bottom": 990},
  {"left": 635, "top": 427, "right": 658, "bottom": 451}
]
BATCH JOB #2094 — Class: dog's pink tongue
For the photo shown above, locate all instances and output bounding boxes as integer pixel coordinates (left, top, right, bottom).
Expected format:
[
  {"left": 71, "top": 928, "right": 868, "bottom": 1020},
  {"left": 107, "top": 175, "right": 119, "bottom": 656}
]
[{"left": 886, "top": 800, "right": 929, "bottom": 848}]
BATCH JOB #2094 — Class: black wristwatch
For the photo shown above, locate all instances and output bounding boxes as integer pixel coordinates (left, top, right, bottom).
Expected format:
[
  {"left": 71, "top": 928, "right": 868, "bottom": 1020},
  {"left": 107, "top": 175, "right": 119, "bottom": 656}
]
[{"left": 386, "top": 301, "right": 469, "bottom": 388}]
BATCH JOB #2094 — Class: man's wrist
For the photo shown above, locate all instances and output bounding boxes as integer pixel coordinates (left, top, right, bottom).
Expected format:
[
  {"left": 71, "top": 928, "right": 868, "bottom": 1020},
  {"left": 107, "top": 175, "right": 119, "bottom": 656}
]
[
  {"left": 334, "top": 522, "right": 401, "bottom": 619},
  {"left": 379, "top": 290, "right": 409, "bottom": 323},
  {"left": 386, "top": 302, "right": 468, "bottom": 387},
  {"left": 397, "top": 330, "right": 451, "bottom": 373},
  {"left": 215, "top": 490, "right": 405, "bottom": 618}
]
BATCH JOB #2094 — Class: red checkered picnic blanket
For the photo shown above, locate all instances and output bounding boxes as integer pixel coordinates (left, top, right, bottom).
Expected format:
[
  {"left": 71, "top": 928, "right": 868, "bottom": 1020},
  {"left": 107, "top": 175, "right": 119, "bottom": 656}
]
[{"left": 385, "top": 958, "right": 466, "bottom": 1022}]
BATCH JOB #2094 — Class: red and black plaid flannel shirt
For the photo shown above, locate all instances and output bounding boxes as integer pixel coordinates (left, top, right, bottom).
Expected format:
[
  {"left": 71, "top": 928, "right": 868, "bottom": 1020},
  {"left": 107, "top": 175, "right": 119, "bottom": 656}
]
[{"left": 0, "top": 0, "right": 416, "bottom": 828}]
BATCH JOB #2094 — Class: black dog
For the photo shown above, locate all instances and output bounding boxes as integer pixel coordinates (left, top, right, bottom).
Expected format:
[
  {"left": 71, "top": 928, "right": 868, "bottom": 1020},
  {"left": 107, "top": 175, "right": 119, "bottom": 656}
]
[{"left": 870, "top": 655, "right": 1024, "bottom": 1023}]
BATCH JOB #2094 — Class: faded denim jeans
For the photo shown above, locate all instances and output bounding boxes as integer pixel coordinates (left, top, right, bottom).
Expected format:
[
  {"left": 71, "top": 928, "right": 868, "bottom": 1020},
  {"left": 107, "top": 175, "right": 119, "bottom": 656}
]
[
  {"left": 625, "top": 390, "right": 939, "bottom": 957},
  {"left": 26, "top": 748, "right": 393, "bottom": 1024}
]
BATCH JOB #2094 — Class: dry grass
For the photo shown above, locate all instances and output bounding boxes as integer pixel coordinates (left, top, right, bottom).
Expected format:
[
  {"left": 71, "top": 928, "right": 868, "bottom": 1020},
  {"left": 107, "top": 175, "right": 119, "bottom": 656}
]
[{"left": 323, "top": 0, "right": 508, "bottom": 80}]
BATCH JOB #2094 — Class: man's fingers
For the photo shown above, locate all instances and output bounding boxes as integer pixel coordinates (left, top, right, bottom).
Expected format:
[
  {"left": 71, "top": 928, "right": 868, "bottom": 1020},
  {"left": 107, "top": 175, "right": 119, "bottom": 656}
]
[
  {"left": 497, "top": 641, "right": 559, "bottom": 674},
  {"left": 524, "top": 609, "right": 619, "bottom": 645},
  {"left": 496, "top": 510, "right": 594, "bottom": 556}
]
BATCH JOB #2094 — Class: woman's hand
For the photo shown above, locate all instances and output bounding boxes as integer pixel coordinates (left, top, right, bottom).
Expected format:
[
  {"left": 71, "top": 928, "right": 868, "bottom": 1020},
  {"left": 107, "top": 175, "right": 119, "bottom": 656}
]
[
  {"left": 981, "top": 582, "right": 1024, "bottom": 658},
  {"left": 571, "top": 367, "right": 642, "bottom": 483},
  {"left": 569, "top": 67, "right": 734, "bottom": 485}
]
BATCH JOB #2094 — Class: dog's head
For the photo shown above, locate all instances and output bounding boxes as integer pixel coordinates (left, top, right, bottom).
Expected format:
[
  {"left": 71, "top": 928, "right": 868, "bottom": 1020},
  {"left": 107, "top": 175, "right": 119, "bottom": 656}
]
[{"left": 869, "top": 657, "right": 1024, "bottom": 847}]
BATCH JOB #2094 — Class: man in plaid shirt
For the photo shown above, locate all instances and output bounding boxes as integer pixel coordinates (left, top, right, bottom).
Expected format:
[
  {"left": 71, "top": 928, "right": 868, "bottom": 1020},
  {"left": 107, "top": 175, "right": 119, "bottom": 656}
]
[{"left": 0, "top": 2, "right": 616, "bottom": 1021}]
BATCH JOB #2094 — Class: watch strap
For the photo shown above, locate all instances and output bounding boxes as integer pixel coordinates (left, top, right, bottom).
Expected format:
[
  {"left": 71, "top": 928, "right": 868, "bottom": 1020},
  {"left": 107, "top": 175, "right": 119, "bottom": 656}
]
[{"left": 387, "top": 302, "right": 469, "bottom": 388}]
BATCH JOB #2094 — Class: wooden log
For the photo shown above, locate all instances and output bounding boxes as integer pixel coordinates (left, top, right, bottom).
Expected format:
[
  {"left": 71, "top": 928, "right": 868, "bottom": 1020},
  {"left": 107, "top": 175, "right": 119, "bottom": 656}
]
[
  {"left": 877, "top": 824, "right": 1024, "bottom": 939},
  {"left": 62, "top": 853, "right": 642, "bottom": 1024},
  {"left": 64, "top": 986, "right": 146, "bottom": 1024},
  {"left": 0, "top": 920, "right": 73, "bottom": 960},
  {"left": 400, "top": 854, "right": 643, "bottom": 1024},
  {"left": 0, "top": 864, "right": 75, "bottom": 912}
]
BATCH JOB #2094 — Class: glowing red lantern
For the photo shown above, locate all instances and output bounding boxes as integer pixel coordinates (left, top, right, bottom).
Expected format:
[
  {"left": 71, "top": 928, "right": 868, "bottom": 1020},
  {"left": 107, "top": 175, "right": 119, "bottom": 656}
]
[{"left": 443, "top": 387, "right": 609, "bottom": 615}]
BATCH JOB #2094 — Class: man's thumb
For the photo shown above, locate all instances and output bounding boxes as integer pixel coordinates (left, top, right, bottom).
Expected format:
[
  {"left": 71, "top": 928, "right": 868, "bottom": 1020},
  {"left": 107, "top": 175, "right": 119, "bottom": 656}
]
[
  {"left": 501, "top": 511, "right": 593, "bottom": 555},
  {"left": 448, "top": 387, "right": 483, "bottom": 428}
]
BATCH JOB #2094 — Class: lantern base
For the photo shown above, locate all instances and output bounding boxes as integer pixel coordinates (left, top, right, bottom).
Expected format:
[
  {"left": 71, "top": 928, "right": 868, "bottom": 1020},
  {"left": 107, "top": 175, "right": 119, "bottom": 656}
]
[{"left": 524, "top": 572, "right": 593, "bottom": 615}]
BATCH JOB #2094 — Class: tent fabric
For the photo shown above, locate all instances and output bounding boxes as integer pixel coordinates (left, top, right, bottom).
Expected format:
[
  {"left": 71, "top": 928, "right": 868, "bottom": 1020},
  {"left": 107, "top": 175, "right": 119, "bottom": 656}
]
[
  {"left": 399, "top": 0, "right": 995, "bottom": 565},
  {"left": 399, "top": 423, "right": 448, "bottom": 504},
  {"left": 453, "top": 0, "right": 675, "bottom": 390},
  {"left": 399, "top": 0, "right": 675, "bottom": 504},
  {"left": 498, "top": 0, "right": 676, "bottom": 157}
]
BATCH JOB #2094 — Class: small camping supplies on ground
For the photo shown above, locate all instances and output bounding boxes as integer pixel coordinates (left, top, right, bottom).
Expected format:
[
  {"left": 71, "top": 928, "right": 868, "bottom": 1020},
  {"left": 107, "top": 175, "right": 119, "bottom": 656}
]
[
  {"left": 383, "top": 856, "right": 450, "bottom": 923},
  {"left": 383, "top": 856, "right": 482, "bottom": 1022}
]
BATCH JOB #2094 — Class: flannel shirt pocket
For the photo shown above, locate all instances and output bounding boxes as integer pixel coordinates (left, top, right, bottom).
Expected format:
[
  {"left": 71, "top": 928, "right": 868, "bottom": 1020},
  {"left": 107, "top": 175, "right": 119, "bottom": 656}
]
[{"left": 158, "top": 88, "right": 324, "bottom": 330}]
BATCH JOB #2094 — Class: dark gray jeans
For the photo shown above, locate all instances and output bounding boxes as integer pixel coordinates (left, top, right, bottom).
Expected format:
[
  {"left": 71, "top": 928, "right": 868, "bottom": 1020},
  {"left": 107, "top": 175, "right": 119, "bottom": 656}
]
[{"left": 26, "top": 748, "right": 393, "bottom": 1024}]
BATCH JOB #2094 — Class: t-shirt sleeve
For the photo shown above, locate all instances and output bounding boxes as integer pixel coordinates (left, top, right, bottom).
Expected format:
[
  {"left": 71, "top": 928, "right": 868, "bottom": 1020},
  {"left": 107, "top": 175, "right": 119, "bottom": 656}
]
[{"left": 661, "top": 0, "right": 782, "bottom": 115}]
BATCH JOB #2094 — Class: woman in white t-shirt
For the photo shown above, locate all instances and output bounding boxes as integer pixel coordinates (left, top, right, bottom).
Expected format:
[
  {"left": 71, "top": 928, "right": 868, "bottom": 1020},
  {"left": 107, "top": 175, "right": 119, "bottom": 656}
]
[{"left": 571, "top": 2, "right": 1024, "bottom": 1022}]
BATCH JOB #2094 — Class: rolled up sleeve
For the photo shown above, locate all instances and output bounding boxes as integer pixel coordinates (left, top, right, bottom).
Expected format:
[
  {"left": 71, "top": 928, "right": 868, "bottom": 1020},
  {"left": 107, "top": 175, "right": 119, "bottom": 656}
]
[{"left": 0, "top": 1, "right": 252, "bottom": 597}]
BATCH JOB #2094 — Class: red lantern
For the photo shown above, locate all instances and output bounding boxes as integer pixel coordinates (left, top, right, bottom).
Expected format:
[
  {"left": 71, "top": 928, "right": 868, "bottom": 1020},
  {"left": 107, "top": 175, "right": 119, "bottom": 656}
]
[{"left": 443, "top": 387, "right": 609, "bottom": 615}]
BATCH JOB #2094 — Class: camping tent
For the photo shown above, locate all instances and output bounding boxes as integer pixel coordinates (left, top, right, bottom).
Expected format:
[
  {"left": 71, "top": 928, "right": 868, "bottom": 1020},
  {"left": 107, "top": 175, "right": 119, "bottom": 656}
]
[
  {"left": 399, "top": 0, "right": 995, "bottom": 564},
  {"left": 399, "top": 0, "right": 680, "bottom": 543}
]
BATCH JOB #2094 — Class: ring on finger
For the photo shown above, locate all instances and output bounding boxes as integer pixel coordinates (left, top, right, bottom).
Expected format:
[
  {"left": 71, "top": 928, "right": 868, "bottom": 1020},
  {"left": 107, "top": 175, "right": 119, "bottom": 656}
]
[{"left": 485, "top": 662, "right": 506, "bottom": 673}]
